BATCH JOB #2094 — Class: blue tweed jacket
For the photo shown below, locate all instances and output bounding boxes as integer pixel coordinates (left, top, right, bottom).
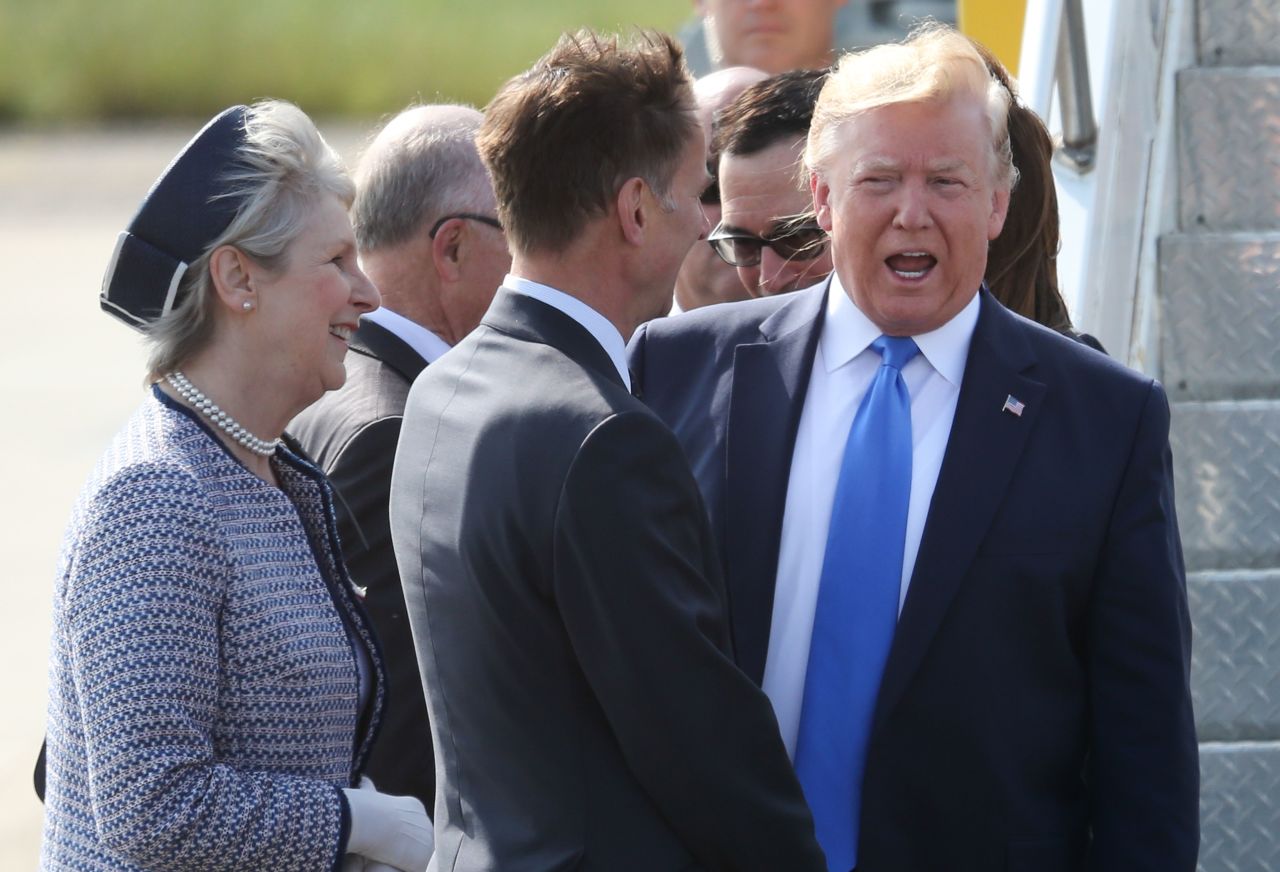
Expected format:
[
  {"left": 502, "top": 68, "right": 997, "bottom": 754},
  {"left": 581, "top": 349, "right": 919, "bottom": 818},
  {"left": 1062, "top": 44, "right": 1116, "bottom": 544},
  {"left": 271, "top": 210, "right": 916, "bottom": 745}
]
[{"left": 40, "top": 388, "right": 386, "bottom": 871}]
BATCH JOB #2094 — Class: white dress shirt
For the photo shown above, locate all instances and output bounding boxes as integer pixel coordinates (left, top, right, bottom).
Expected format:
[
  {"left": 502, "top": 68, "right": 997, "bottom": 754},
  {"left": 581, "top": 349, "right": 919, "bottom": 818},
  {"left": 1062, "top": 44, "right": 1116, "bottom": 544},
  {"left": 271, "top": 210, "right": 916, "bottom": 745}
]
[
  {"left": 362, "top": 305, "right": 452, "bottom": 365},
  {"left": 505, "top": 274, "right": 632, "bottom": 392},
  {"left": 762, "top": 276, "right": 980, "bottom": 757}
]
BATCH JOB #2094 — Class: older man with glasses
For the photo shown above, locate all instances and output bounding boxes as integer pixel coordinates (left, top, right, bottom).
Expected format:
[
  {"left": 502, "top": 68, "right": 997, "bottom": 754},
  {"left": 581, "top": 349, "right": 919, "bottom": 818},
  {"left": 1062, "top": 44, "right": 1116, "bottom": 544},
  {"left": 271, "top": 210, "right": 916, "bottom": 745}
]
[
  {"left": 290, "top": 103, "right": 510, "bottom": 814},
  {"left": 709, "top": 68, "right": 832, "bottom": 297}
]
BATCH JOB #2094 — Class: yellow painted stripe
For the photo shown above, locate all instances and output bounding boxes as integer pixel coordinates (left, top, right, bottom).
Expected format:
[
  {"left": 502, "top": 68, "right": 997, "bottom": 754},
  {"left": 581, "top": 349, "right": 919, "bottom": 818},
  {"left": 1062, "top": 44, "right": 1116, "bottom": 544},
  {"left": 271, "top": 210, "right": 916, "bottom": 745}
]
[{"left": 957, "top": 0, "right": 1029, "bottom": 75}]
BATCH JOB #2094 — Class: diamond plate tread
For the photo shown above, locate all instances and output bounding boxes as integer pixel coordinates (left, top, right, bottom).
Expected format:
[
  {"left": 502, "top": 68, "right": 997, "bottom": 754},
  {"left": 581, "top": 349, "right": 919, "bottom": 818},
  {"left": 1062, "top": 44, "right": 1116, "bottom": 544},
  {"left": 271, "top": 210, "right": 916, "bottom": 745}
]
[
  {"left": 1178, "top": 69, "right": 1280, "bottom": 232},
  {"left": 1199, "top": 742, "right": 1280, "bottom": 872},
  {"left": 1160, "top": 233, "right": 1280, "bottom": 401},
  {"left": 1170, "top": 401, "right": 1280, "bottom": 572},
  {"left": 1198, "top": 0, "right": 1280, "bottom": 66},
  {"left": 1190, "top": 571, "right": 1280, "bottom": 741}
]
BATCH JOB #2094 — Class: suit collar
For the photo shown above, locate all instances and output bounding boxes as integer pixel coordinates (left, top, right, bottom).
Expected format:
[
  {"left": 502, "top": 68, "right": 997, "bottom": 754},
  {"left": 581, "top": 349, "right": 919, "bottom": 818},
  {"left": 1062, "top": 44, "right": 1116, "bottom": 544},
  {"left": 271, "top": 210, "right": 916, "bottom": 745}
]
[
  {"left": 502, "top": 275, "right": 631, "bottom": 391},
  {"left": 873, "top": 290, "right": 1044, "bottom": 733},
  {"left": 757, "top": 276, "right": 830, "bottom": 342},
  {"left": 482, "top": 287, "right": 629, "bottom": 392},
  {"left": 362, "top": 305, "right": 452, "bottom": 364},
  {"left": 351, "top": 319, "right": 429, "bottom": 382}
]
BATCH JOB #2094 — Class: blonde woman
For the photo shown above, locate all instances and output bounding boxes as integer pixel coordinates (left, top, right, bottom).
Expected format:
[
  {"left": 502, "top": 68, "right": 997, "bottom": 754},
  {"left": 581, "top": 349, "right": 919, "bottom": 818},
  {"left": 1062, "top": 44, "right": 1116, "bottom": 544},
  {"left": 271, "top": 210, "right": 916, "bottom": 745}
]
[{"left": 41, "top": 102, "right": 431, "bottom": 872}]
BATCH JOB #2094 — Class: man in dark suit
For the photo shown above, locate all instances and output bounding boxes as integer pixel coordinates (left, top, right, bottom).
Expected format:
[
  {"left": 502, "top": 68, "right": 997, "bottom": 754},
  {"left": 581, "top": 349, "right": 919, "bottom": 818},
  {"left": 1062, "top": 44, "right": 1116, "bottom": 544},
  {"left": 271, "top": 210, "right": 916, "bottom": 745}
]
[
  {"left": 389, "top": 30, "right": 824, "bottom": 871},
  {"left": 630, "top": 26, "right": 1199, "bottom": 872},
  {"left": 290, "top": 103, "right": 510, "bottom": 810}
]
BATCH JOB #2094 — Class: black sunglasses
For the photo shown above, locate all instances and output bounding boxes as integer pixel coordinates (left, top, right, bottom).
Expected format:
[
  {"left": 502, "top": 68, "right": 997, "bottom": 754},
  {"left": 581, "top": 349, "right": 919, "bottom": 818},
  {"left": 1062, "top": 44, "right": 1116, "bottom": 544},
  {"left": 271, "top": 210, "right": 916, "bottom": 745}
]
[
  {"left": 428, "top": 212, "right": 504, "bottom": 238},
  {"left": 707, "top": 218, "right": 828, "bottom": 268}
]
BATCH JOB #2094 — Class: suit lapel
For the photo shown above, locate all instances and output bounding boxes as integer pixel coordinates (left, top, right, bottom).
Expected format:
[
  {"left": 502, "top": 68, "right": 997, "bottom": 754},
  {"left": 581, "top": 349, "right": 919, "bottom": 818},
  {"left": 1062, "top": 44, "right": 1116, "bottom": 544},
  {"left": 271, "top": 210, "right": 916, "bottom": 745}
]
[
  {"left": 353, "top": 319, "right": 429, "bottom": 382},
  {"left": 873, "top": 292, "right": 1046, "bottom": 733},
  {"left": 724, "top": 283, "right": 827, "bottom": 684}
]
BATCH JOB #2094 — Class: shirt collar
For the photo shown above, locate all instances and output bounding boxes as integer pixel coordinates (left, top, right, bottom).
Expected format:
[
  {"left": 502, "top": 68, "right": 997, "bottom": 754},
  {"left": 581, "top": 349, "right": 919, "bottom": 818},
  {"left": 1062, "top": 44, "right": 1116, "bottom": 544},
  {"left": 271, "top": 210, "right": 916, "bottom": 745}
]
[
  {"left": 361, "top": 306, "right": 452, "bottom": 365},
  {"left": 503, "top": 273, "right": 631, "bottom": 391},
  {"left": 820, "top": 272, "right": 981, "bottom": 387}
]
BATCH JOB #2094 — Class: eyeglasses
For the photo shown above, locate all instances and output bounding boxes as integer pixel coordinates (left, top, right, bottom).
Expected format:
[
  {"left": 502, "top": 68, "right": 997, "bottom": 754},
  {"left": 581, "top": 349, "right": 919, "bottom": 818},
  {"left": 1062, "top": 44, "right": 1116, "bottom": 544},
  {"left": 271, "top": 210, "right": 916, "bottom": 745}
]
[
  {"left": 707, "top": 218, "right": 828, "bottom": 268},
  {"left": 428, "top": 213, "right": 504, "bottom": 238}
]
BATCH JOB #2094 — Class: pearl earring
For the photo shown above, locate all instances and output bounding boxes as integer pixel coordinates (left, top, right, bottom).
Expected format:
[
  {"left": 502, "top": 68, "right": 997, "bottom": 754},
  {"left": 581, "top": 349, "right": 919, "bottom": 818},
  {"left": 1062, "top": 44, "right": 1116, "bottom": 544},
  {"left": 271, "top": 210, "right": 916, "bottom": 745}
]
[{"left": 242, "top": 300, "right": 254, "bottom": 312}]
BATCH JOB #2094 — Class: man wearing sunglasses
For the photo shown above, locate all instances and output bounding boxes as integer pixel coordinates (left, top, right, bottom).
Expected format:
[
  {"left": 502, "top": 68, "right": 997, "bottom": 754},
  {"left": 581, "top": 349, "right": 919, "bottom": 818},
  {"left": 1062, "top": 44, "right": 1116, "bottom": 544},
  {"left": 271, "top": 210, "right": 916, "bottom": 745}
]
[
  {"left": 710, "top": 68, "right": 832, "bottom": 297},
  {"left": 672, "top": 65, "right": 767, "bottom": 313},
  {"left": 290, "top": 103, "right": 510, "bottom": 813}
]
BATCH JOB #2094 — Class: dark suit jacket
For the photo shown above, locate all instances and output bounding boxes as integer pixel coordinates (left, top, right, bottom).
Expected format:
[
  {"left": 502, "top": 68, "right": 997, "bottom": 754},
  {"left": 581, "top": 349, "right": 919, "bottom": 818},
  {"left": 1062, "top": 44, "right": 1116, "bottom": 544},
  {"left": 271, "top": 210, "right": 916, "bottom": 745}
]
[
  {"left": 289, "top": 319, "right": 434, "bottom": 809},
  {"left": 389, "top": 289, "right": 824, "bottom": 871},
  {"left": 628, "top": 283, "right": 1200, "bottom": 872}
]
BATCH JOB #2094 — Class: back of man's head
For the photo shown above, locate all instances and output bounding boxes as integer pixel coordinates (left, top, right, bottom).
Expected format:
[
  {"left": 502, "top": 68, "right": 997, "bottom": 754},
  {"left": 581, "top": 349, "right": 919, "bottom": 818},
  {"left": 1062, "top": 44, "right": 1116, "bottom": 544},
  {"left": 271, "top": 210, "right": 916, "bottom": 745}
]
[
  {"left": 352, "top": 105, "right": 491, "bottom": 254},
  {"left": 478, "top": 29, "right": 698, "bottom": 255},
  {"left": 806, "top": 24, "right": 1015, "bottom": 187},
  {"left": 715, "top": 68, "right": 827, "bottom": 159}
]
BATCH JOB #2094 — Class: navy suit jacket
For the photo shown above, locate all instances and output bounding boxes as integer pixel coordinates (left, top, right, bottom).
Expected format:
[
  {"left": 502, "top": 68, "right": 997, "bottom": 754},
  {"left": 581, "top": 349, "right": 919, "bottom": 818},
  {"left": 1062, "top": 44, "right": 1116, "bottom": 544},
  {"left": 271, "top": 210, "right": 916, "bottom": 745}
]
[
  {"left": 289, "top": 320, "right": 434, "bottom": 809},
  {"left": 628, "top": 282, "right": 1199, "bottom": 872}
]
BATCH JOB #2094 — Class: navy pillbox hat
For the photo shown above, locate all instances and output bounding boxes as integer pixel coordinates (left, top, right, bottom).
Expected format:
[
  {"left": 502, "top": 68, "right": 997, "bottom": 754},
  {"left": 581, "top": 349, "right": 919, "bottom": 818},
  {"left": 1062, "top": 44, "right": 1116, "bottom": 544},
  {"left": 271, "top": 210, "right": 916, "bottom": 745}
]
[{"left": 100, "top": 105, "right": 251, "bottom": 330}]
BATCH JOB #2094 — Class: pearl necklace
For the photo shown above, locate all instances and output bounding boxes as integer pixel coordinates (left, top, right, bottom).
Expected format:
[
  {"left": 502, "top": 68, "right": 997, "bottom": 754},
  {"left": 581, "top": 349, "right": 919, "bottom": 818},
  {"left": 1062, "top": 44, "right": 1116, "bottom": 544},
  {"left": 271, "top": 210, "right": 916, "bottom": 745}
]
[{"left": 165, "top": 371, "right": 281, "bottom": 457}]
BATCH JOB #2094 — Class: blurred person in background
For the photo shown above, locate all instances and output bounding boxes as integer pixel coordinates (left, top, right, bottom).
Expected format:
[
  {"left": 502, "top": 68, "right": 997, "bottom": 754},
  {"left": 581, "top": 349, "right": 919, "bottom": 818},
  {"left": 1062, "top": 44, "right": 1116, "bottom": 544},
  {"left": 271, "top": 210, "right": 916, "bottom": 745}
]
[
  {"left": 673, "top": 65, "right": 768, "bottom": 312},
  {"left": 291, "top": 103, "right": 510, "bottom": 814},
  {"left": 695, "top": 0, "right": 847, "bottom": 74},
  {"left": 709, "top": 68, "right": 832, "bottom": 297},
  {"left": 680, "top": 1, "right": 958, "bottom": 76},
  {"left": 41, "top": 101, "right": 432, "bottom": 872}
]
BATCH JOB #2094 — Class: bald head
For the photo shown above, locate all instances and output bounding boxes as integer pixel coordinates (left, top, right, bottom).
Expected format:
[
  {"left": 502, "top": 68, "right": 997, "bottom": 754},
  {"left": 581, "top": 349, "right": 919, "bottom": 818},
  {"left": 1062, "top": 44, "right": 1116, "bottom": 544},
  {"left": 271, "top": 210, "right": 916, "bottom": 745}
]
[
  {"left": 693, "top": 65, "right": 769, "bottom": 140},
  {"left": 352, "top": 104, "right": 493, "bottom": 252}
]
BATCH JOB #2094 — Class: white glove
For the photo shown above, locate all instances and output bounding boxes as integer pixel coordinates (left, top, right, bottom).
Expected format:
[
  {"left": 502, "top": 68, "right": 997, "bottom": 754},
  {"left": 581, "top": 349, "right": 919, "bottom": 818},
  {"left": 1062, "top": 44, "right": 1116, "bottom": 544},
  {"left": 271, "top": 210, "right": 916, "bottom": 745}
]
[
  {"left": 341, "top": 855, "right": 367, "bottom": 872},
  {"left": 343, "top": 786, "right": 434, "bottom": 871}
]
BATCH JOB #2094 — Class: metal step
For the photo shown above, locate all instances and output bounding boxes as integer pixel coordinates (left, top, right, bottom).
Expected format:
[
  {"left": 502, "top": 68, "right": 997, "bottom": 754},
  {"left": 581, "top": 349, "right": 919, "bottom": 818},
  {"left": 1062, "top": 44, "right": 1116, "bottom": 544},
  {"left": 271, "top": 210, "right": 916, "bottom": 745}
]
[
  {"left": 1178, "top": 68, "right": 1280, "bottom": 232},
  {"left": 1199, "top": 0, "right": 1280, "bottom": 66},
  {"left": 1160, "top": 233, "right": 1280, "bottom": 401},
  {"left": 1169, "top": 401, "right": 1280, "bottom": 573},
  {"left": 1191, "top": 570, "right": 1280, "bottom": 741},
  {"left": 1199, "top": 742, "right": 1280, "bottom": 872}
]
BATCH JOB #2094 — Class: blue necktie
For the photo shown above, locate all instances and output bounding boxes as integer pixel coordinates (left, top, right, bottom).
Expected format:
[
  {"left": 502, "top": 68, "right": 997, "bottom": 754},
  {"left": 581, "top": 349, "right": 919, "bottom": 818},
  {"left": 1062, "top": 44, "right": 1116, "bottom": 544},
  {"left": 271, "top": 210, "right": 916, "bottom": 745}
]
[{"left": 794, "top": 335, "right": 919, "bottom": 872}]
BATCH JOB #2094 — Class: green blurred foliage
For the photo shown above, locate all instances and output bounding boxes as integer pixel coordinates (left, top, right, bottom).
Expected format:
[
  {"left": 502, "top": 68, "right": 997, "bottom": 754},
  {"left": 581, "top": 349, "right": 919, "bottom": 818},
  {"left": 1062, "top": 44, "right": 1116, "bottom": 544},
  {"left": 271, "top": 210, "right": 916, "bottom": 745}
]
[{"left": 0, "top": 0, "right": 695, "bottom": 122}]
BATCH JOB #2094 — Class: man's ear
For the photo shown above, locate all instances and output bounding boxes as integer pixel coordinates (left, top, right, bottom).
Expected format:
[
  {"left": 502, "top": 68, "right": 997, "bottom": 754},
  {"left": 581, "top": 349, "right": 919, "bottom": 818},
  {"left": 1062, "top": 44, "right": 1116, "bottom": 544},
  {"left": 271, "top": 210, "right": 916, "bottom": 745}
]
[
  {"left": 811, "top": 172, "right": 834, "bottom": 232},
  {"left": 616, "top": 177, "right": 648, "bottom": 247},
  {"left": 208, "top": 245, "right": 258, "bottom": 313},
  {"left": 432, "top": 220, "right": 465, "bottom": 282},
  {"left": 988, "top": 185, "right": 1011, "bottom": 241}
]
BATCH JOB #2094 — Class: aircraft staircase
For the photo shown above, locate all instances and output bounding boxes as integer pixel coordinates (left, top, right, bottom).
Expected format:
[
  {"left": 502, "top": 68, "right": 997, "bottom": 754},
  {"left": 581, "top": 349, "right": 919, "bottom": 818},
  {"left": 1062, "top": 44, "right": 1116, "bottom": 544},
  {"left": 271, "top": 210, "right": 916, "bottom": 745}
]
[{"left": 1160, "top": 1, "right": 1280, "bottom": 868}]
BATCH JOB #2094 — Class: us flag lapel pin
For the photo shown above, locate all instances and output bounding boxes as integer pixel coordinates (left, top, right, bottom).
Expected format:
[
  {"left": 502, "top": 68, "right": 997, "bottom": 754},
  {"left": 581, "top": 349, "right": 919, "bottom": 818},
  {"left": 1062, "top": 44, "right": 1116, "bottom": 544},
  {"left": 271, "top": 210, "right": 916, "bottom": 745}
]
[{"left": 1001, "top": 394, "right": 1025, "bottom": 417}]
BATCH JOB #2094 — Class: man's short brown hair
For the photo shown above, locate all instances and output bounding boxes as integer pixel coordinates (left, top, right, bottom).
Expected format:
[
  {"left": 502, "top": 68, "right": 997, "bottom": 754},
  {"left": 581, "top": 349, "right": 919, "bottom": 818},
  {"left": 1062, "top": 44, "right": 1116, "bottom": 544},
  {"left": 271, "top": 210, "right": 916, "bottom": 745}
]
[{"left": 478, "top": 29, "right": 698, "bottom": 254}]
